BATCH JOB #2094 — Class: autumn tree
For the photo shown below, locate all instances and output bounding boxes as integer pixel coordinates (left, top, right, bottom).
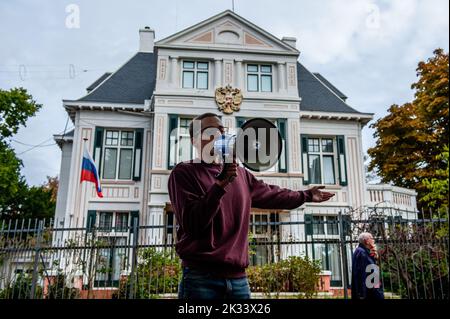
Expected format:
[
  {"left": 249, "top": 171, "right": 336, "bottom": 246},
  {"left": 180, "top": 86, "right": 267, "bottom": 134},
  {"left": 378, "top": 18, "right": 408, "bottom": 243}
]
[
  {"left": 43, "top": 175, "right": 59, "bottom": 202},
  {"left": 368, "top": 49, "right": 449, "bottom": 212}
]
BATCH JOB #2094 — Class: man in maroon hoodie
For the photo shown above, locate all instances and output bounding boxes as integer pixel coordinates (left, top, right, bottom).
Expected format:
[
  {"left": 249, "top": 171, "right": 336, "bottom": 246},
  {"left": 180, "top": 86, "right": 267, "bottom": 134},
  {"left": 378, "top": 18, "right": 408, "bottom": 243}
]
[{"left": 168, "top": 113, "right": 335, "bottom": 299}]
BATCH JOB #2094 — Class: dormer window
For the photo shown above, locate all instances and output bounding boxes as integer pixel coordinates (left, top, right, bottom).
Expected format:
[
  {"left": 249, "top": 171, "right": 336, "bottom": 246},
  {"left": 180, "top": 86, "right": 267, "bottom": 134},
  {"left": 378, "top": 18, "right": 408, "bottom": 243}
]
[
  {"left": 247, "top": 64, "right": 272, "bottom": 92},
  {"left": 182, "top": 61, "right": 209, "bottom": 89}
]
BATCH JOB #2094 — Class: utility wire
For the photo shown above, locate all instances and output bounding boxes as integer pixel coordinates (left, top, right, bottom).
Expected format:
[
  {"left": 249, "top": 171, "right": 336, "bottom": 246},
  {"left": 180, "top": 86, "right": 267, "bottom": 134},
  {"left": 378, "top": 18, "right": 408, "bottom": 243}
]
[
  {"left": 12, "top": 140, "right": 56, "bottom": 147},
  {"left": 15, "top": 120, "right": 73, "bottom": 155}
]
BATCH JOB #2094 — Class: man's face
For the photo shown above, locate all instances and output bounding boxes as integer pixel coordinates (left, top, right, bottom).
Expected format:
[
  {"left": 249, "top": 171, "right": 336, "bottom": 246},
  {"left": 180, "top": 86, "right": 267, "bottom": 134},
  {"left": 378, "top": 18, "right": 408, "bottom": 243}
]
[
  {"left": 365, "top": 234, "right": 375, "bottom": 248},
  {"left": 191, "top": 116, "right": 225, "bottom": 160}
]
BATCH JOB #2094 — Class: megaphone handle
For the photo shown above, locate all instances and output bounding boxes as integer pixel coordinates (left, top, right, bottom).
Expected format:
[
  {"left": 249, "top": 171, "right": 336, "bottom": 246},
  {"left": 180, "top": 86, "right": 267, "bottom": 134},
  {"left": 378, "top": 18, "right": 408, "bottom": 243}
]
[
  {"left": 215, "top": 157, "right": 236, "bottom": 183},
  {"left": 216, "top": 161, "right": 229, "bottom": 181}
]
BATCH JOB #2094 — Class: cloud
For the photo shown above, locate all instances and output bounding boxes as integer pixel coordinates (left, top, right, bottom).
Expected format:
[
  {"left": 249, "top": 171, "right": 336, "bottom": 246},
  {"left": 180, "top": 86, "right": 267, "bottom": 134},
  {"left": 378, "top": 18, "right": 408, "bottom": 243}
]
[{"left": 0, "top": 0, "right": 448, "bottom": 185}]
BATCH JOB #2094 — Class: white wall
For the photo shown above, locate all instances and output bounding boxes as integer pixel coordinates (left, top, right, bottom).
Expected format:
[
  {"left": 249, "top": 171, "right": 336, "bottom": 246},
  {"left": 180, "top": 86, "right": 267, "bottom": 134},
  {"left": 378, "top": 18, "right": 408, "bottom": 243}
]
[{"left": 54, "top": 141, "right": 73, "bottom": 224}]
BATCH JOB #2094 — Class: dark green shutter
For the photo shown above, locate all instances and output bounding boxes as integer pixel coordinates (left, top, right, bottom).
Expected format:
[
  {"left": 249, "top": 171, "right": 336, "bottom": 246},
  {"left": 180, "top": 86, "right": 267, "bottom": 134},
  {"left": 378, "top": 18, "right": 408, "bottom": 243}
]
[
  {"left": 87, "top": 210, "right": 96, "bottom": 233},
  {"left": 336, "top": 135, "right": 348, "bottom": 186},
  {"left": 304, "top": 214, "right": 313, "bottom": 235},
  {"left": 301, "top": 135, "right": 309, "bottom": 185},
  {"left": 93, "top": 127, "right": 104, "bottom": 176},
  {"left": 168, "top": 115, "right": 178, "bottom": 169},
  {"left": 130, "top": 211, "right": 140, "bottom": 233},
  {"left": 133, "top": 129, "right": 144, "bottom": 181},
  {"left": 277, "top": 119, "right": 287, "bottom": 173}
]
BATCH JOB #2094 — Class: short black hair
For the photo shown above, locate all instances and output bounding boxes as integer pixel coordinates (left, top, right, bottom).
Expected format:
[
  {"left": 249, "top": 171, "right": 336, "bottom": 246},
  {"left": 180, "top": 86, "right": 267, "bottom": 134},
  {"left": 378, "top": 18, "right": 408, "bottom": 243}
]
[{"left": 189, "top": 112, "right": 220, "bottom": 139}]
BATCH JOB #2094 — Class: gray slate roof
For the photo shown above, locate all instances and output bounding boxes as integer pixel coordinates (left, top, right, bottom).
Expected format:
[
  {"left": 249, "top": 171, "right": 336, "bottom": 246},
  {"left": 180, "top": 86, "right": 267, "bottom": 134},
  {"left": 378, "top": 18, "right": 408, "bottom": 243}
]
[
  {"left": 297, "top": 62, "right": 361, "bottom": 114},
  {"left": 75, "top": 51, "right": 361, "bottom": 114},
  {"left": 313, "top": 73, "right": 347, "bottom": 101},
  {"left": 78, "top": 52, "right": 157, "bottom": 104},
  {"left": 86, "top": 72, "right": 112, "bottom": 92}
]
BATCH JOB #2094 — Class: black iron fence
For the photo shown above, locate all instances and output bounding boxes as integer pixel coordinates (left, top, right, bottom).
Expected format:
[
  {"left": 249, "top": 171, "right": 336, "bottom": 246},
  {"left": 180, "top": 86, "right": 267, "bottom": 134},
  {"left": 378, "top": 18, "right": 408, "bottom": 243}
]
[{"left": 0, "top": 207, "right": 448, "bottom": 299}]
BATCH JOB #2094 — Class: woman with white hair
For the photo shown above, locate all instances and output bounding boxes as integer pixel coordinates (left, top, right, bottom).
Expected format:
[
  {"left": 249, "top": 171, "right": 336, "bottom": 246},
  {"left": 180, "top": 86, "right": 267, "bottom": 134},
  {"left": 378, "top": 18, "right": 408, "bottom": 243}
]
[{"left": 351, "top": 232, "right": 384, "bottom": 300}]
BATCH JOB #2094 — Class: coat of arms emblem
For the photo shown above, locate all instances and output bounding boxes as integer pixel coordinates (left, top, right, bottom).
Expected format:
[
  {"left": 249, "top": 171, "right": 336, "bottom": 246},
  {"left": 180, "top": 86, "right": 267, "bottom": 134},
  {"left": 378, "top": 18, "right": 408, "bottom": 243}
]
[{"left": 215, "top": 85, "right": 243, "bottom": 114}]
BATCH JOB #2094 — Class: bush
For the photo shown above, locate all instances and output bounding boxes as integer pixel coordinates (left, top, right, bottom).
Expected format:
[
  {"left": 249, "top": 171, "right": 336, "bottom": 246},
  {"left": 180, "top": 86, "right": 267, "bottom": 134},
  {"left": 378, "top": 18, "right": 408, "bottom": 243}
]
[
  {"left": 247, "top": 256, "right": 321, "bottom": 298},
  {"left": 45, "top": 273, "right": 80, "bottom": 299},
  {"left": 0, "top": 273, "right": 43, "bottom": 299},
  {"left": 113, "top": 248, "right": 181, "bottom": 299}
]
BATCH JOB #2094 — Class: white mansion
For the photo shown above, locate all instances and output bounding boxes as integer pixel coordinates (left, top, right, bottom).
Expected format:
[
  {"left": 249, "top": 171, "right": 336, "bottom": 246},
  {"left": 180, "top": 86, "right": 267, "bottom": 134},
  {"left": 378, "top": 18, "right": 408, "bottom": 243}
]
[{"left": 53, "top": 10, "right": 418, "bottom": 289}]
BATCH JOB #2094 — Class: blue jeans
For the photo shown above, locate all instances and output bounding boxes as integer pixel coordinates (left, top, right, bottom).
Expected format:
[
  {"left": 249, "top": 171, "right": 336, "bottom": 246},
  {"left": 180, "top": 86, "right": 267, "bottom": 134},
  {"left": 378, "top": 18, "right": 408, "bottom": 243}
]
[{"left": 178, "top": 267, "right": 251, "bottom": 299}]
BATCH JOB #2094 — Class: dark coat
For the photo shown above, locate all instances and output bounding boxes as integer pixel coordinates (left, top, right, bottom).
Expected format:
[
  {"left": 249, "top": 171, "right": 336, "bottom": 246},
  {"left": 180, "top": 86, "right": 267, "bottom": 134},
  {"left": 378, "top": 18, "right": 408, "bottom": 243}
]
[{"left": 351, "top": 244, "right": 384, "bottom": 300}]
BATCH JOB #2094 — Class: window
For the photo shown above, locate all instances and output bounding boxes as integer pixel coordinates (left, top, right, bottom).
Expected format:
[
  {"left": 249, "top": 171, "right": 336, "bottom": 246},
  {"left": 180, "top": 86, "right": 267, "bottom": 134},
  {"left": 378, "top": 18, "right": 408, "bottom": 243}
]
[
  {"left": 313, "top": 216, "right": 325, "bottom": 235},
  {"left": 94, "top": 236, "right": 127, "bottom": 287},
  {"left": 98, "top": 212, "right": 130, "bottom": 233},
  {"left": 115, "top": 213, "right": 129, "bottom": 232},
  {"left": 307, "top": 138, "right": 336, "bottom": 185},
  {"left": 312, "top": 215, "right": 339, "bottom": 236},
  {"left": 169, "top": 117, "right": 195, "bottom": 168},
  {"left": 249, "top": 212, "right": 280, "bottom": 266},
  {"left": 312, "top": 243, "right": 342, "bottom": 286},
  {"left": 182, "top": 61, "right": 209, "bottom": 89},
  {"left": 327, "top": 216, "right": 339, "bottom": 235},
  {"left": 98, "top": 212, "right": 113, "bottom": 232},
  {"left": 255, "top": 214, "right": 269, "bottom": 235},
  {"left": 247, "top": 64, "right": 272, "bottom": 92},
  {"left": 102, "top": 130, "right": 134, "bottom": 180}
]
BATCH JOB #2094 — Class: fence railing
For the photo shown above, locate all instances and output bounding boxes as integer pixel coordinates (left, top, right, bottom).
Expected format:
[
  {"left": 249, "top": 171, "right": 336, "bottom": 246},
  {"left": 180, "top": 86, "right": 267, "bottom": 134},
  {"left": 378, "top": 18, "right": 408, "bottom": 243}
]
[{"left": 0, "top": 207, "right": 448, "bottom": 299}]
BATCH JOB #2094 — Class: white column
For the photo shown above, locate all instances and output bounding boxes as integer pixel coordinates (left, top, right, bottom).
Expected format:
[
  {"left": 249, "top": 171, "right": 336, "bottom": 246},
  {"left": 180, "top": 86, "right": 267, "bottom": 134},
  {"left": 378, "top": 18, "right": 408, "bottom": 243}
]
[
  {"left": 214, "top": 58, "right": 222, "bottom": 88},
  {"left": 235, "top": 59, "right": 243, "bottom": 90},
  {"left": 170, "top": 56, "right": 179, "bottom": 88},
  {"left": 278, "top": 62, "right": 286, "bottom": 93}
]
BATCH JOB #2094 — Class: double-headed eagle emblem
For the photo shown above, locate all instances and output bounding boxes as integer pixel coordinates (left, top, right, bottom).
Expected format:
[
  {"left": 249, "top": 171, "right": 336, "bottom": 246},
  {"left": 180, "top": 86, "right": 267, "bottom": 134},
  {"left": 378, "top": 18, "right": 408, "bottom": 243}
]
[{"left": 215, "top": 85, "right": 243, "bottom": 114}]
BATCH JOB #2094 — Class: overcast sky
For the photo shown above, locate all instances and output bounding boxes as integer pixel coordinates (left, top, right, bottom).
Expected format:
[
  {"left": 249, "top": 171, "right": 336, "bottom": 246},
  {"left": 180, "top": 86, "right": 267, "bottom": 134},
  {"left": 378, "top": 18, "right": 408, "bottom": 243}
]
[{"left": 0, "top": 0, "right": 448, "bottom": 185}]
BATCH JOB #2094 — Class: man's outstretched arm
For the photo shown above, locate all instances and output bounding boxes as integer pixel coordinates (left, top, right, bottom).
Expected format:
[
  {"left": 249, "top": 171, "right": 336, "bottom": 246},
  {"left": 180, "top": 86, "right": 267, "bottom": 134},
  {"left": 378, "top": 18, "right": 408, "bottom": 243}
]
[{"left": 246, "top": 170, "right": 335, "bottom": 210}]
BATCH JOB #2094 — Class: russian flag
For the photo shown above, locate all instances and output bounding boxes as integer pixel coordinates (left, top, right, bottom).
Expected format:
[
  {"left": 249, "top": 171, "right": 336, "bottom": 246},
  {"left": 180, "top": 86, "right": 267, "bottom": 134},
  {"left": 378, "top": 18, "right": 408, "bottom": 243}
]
[{"left": 80, "top": 144, "right": 103, "bottom": 198}]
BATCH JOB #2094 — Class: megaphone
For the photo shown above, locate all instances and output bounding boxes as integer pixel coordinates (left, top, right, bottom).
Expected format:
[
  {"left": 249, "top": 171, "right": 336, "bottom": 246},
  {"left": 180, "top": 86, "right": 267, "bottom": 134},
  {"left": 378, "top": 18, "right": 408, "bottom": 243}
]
[{"left": 214, "top": 118, "right": 282, "bottom": 181}]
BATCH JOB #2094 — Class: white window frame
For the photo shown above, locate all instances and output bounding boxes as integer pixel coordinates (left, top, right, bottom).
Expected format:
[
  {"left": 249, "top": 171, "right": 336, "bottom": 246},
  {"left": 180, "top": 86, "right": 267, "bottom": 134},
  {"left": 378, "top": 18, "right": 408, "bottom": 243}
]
[
  {"left": 312, "top": 215, "right": 340, "bottom": 237},
  {"left": 250, "top": 212, "right": 272, "bottom": 239},
  {"left": 246, "top": 64, "right": 273, "bottom": 92},
  {"left": 97, "top": 211, "right": 130, "bottom": 235},
  {"left": 181, "top": 60, "right": 209, "bottom": 89},
  {"left": 102, "top": 129, "right": 135, "bottom": 181},
  {"left": 307, "top": 137, "right": 338, "bottom": 185}
]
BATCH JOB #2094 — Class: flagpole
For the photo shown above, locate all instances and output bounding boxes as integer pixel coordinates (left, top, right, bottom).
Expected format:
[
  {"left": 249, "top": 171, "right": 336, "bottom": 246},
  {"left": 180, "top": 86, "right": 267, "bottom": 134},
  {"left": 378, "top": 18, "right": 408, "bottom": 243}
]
[
  {"left": 81, "top": 138, "right": 89, "bottom": 229},
  {"left": 81, "top": 136, "right": 95, "bottom": 294}
]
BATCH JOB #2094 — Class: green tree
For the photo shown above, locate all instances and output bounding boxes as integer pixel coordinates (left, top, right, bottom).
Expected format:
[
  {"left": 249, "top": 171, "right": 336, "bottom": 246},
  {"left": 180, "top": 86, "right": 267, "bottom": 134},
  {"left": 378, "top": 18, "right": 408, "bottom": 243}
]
[
  {"left": 0, "top": 87, "right": 41, "bottom": 141},
  {"left": 0, "top": 87, "right": 46, "bottom": 219},
  {"left": 1, "top": 179, "right": 56, "bottom": 221},
  {"left": 421, "top": 145, "right": 449, "bottom": 217},
  {"left": 0, "top": 141, "right": 22, "bottom": 211},
  {"left": 368, "top": 49, "right": 449, "bottom": 211}
]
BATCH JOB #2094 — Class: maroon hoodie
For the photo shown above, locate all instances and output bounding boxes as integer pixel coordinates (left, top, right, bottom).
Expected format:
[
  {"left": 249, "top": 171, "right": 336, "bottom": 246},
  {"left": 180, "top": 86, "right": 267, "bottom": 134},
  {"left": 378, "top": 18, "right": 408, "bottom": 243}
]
[{"left": 168, "top": 160, "right": 313, "bottom": 278}]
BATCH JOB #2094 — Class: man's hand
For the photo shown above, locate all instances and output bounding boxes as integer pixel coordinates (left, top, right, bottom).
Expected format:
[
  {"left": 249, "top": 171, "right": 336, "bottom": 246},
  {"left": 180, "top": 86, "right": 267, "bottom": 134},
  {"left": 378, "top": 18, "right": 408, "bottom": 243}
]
[
  {"left": 309, "top": 185, "right": 335, "bottom": 202},
  {"left": 216, "top": 162, "right": 238, "bottom": 188},
  {"left": 369, "top": 243, "right": 379, "bottom": 260}
]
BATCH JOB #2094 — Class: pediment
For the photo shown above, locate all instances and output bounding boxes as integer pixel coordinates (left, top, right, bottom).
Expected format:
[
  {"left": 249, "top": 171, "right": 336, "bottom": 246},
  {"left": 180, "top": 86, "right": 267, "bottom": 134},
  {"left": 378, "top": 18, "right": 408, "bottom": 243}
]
[{"left": 155, "top": 10, "right": 298, "bottom": 54}]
